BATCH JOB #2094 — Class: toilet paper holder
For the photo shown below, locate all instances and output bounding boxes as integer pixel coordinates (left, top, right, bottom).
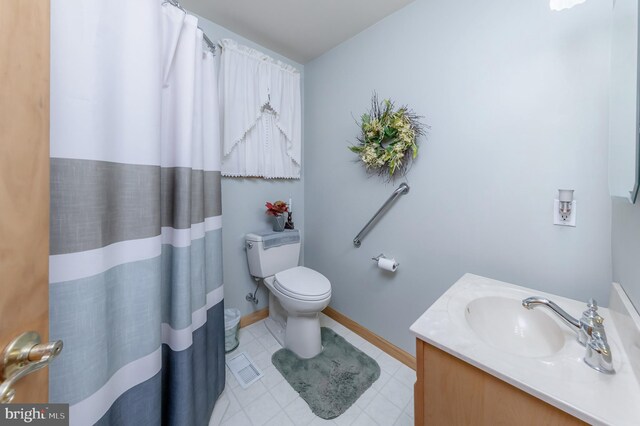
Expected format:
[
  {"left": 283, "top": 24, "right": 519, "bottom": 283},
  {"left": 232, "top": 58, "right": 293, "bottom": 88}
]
[{"left": 371, "top": 253, "right": 399, "bottom": 267}]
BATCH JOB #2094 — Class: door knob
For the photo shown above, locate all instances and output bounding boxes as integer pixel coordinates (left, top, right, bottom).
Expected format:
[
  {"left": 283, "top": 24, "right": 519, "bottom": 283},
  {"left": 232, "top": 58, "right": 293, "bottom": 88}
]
[{"left": 0, "top": 332, "right": 63, "bottom": 403}]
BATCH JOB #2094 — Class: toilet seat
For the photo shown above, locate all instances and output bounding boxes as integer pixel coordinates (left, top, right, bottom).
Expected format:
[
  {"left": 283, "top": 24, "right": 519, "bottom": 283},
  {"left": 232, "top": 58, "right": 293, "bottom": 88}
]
[{"left": 274, "top": 266, "right": 331, "bottom": 301}]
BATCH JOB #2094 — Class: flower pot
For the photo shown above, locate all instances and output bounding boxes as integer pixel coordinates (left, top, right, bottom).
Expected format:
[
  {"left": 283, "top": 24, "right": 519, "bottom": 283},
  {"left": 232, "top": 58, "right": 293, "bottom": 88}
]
[{"left": 272, "top": 215, "right": 286, "bottom": 232}]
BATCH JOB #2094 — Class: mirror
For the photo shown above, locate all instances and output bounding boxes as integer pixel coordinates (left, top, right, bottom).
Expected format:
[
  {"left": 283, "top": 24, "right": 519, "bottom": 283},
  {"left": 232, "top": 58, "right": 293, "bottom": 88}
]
[{"left": 609, "top": 0, "right": 640, "bottom": 203}]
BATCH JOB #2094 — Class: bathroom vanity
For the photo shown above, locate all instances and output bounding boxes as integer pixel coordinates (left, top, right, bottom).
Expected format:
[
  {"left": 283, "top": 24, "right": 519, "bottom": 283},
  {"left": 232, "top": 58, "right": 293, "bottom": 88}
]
[{"left": 410, "top": 274, "right": 640, "bottom": 426}]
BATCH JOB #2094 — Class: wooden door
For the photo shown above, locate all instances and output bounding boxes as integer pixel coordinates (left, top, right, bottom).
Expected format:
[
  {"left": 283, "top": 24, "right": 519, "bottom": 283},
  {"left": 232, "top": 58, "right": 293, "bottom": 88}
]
[{"left": 0, "top": 0, "right": 50, "bottom": 403}]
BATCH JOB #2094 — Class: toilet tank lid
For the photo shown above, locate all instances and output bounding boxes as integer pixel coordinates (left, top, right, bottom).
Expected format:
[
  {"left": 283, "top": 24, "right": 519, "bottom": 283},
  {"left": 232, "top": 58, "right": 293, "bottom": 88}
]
[{"left": 246, "top": 229, "right": 300, "bottom": 243}]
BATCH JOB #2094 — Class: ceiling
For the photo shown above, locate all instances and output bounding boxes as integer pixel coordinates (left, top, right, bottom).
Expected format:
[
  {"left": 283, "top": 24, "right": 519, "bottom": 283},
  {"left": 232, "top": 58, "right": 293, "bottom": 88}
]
[{"left": 181, "top": 0, "right": 416, "bottom": 64}]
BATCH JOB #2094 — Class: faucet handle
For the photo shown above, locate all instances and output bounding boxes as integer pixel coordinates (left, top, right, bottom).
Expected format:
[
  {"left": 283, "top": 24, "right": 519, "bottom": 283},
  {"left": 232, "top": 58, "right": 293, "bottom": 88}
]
[
  {"left": 582, "top": 299, "right": 603, "bottom": 322},
  {"left": 578, "top": 298, "right": 605, "bottom": 345}
]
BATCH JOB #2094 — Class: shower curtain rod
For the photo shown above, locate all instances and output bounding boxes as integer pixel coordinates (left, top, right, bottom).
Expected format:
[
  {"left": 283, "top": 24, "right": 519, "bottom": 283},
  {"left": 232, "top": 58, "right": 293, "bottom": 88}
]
[{"left": 165, "top": 0, "right": 217, "bottom": 54}]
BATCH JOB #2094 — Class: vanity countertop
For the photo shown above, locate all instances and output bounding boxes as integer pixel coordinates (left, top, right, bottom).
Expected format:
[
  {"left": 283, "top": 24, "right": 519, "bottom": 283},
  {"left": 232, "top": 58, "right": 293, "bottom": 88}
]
[{"left": 410, "top": 273, "right": 640, "bottom": 426}]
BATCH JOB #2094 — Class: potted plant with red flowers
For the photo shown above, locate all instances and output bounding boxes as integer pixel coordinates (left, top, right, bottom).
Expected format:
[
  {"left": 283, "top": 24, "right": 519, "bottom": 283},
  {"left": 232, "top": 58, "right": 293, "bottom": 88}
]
[{"left": 265, "top": 200, "right": 289, "bottom": 232}]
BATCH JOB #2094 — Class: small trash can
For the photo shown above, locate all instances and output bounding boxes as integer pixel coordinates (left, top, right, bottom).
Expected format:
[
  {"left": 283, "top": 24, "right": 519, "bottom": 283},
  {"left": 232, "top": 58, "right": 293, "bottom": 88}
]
[{"left": 224, "top": 308, "right": 241, "bottom": 353}]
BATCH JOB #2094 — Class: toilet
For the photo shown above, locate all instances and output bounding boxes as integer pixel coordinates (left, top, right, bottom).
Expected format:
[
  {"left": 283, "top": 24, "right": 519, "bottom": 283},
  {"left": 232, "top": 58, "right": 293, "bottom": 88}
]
[{"left": 245, "top": 230, "right": 331, "bottom": 358}]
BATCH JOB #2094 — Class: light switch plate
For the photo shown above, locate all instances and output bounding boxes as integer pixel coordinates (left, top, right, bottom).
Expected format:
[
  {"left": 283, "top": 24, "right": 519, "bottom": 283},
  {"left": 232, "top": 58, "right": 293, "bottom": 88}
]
[{"left": 554, "top": 199, "right": 576, "bottom": 227}]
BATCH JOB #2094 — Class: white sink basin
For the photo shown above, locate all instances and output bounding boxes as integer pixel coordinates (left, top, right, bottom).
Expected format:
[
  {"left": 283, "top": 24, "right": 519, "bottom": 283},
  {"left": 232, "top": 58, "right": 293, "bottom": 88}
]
[{"left": 465, "top": 296, "right": 566, "bottom": 358}]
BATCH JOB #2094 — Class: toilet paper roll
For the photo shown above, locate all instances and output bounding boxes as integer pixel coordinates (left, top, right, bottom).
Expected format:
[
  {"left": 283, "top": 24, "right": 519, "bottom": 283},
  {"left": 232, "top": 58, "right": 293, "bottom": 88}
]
[{"left": 378, "top": 257, "right": 398, "bottom": 272}]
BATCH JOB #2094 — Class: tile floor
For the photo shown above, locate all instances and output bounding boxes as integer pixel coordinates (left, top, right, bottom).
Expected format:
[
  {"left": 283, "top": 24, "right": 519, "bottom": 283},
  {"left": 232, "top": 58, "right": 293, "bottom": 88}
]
[{"left": 215, "top": 314, "right": 415, "bottom": 426}]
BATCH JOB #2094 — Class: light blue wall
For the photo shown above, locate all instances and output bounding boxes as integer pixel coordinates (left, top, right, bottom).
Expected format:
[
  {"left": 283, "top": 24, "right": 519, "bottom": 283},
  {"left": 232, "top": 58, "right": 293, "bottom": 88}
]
[
  {"left": 304, "top": 0, "right": 613, "bottom": 353},
  {"left": 195, "top": 16, "right": 305, "bottom": 317},
  {"left": 612, "top": 198, "right": 640, "bottom": 312}
]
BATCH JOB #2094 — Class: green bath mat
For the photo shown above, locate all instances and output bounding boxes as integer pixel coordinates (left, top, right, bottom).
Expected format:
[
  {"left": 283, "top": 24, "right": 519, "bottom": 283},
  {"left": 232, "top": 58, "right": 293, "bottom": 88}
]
[{"left": 271, "top": 327, "right": 381, "bottom": 419}]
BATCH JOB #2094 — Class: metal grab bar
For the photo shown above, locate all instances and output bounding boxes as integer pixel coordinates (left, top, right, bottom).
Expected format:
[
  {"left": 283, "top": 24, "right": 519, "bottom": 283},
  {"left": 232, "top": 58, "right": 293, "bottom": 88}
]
[{"left": 353, "top": 183, "right": 410, "bottom": 248}]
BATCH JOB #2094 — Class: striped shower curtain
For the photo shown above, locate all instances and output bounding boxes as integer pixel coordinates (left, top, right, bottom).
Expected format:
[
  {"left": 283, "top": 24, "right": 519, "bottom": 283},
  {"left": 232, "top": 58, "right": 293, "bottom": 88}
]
[{"left": 49, "top": 1, "right": 225, "bottom": 424}]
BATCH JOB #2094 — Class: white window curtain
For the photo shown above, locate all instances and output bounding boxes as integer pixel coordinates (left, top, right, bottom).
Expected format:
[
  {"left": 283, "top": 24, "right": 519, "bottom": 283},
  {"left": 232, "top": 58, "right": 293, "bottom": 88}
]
[{"left": 219, "top": 39, "right": 301, "bottom": 179}]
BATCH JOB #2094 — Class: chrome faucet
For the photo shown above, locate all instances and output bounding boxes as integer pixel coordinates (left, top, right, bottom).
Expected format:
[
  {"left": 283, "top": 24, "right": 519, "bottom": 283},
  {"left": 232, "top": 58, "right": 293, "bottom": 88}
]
[{"left": 522, "top": 297, "right": 615, "bottom": 374}]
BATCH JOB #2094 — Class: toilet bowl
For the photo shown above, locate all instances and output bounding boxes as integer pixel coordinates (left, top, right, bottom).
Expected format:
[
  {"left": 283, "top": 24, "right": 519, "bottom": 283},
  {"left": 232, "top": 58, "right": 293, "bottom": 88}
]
[
  {"left": 264, "top": 267, "right": 331, "bottom": 358},
  {"left": 245, "top": 231, "right": 331, "bottom": 358}
]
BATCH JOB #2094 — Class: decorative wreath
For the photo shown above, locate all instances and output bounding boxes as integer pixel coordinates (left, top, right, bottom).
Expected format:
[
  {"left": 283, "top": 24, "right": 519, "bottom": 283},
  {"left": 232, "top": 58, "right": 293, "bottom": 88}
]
[{"left": 350, "top": 93, "right": 427, "bottom": 180}]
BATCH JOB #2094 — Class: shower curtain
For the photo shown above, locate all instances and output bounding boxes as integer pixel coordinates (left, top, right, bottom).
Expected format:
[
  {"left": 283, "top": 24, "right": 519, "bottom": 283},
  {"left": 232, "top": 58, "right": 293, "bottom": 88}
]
[{"left": 49, "top": 1, "right": 225, "bottom": 425}]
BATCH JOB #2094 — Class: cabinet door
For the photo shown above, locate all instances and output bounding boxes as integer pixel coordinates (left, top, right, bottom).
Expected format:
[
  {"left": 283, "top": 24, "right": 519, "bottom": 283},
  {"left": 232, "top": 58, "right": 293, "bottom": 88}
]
[{"left": 415, "top": 341, "right": 586, "bottom": 425}]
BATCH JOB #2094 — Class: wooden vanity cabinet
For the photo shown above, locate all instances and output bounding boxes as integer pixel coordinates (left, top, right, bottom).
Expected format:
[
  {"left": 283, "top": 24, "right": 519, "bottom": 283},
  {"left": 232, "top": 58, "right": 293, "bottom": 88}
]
[{"left": 414, "top": 339, "right": 587, "bottom": 426}]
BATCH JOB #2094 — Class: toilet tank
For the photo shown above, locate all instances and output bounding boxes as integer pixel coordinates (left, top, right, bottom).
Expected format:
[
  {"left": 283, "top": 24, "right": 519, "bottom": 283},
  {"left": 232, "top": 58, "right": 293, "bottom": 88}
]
[{"left": 245, "top": 230, "right": 301, "bottom": 278}]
